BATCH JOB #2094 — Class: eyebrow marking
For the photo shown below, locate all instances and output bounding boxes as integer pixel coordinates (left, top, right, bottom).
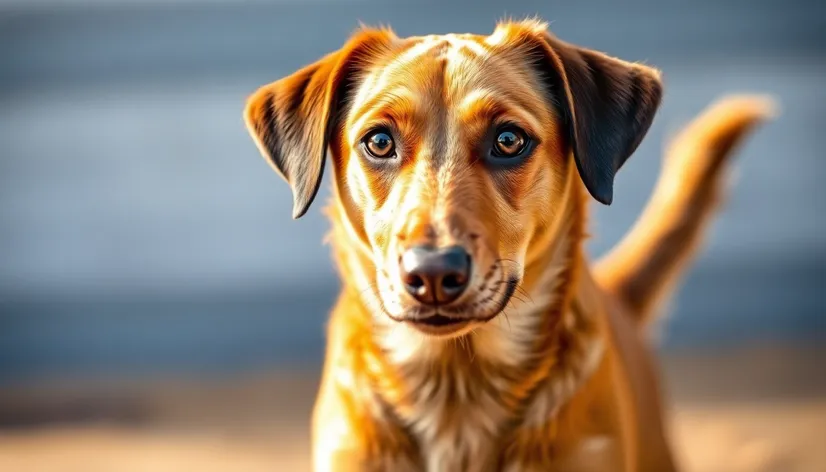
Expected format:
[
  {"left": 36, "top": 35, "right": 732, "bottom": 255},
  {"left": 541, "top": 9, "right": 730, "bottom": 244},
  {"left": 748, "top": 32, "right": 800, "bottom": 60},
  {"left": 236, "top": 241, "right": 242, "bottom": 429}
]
[
  {"left": 458, "top": 88, "right": 499, "bottom": 115},
  {"left": 398, "top": 36, "right": 445, "bottom": 62},
  {"left": 350, "top": 88, "right": 419, "bottom": 130},
  {"left": 457, "top": 89, "right": 544, "bottom": 133}
]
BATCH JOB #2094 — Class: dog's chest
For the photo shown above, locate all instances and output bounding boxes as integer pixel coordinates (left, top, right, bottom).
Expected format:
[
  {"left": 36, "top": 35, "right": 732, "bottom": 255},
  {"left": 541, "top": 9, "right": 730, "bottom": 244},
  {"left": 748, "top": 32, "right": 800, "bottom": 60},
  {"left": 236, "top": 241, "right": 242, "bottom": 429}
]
[
  {"left": 398, "top": 363, "right": 508, "bottom": 472},
  {"left": 378, "top": 318, "right": 606, "bottom": 471},
  {"left": 394, "top": 366, "right": 616, "bottom": 472}
]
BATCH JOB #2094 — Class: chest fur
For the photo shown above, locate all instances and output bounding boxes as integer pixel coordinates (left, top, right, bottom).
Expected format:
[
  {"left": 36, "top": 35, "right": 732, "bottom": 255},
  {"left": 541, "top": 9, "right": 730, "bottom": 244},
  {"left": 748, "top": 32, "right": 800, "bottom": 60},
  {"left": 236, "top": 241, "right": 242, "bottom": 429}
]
[
  {"left": 394, "top": 358, "right": 509, "bottom": 471},
  {"left": 382, "top": 351, "right": 607, "bottom": 472},
  {"left": 373, "top": 320, "right": 604, "bottom": 471}
]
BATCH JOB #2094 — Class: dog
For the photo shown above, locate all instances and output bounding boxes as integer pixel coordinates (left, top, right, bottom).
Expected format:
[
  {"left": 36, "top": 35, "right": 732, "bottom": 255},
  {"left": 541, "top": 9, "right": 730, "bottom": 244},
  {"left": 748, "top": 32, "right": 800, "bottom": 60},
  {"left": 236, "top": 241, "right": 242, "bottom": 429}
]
[{"left": 243, "top": 19, "right": 774, "bottom": 471}]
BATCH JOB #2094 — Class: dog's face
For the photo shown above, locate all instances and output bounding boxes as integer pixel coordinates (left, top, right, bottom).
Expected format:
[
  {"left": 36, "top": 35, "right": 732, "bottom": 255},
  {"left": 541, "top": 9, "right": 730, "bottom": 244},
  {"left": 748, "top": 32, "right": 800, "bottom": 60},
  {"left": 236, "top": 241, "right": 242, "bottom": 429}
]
[{"left": 245, "top": 20, "right": 662, "bottom": 337}]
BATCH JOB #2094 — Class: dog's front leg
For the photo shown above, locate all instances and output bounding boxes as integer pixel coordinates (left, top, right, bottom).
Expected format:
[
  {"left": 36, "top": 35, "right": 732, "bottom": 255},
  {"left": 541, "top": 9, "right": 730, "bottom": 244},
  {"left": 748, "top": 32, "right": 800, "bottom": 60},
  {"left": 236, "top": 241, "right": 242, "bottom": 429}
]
[
  {"left": 500, "top": 436, "right": 627, "bottom": 472},
  {"left": 312, "top": 424, "right": 421, "bottom": 472},
  {"left": 313, "top": 446, "right": 419, "bottom": 472},
  {"left": 312, "top": 378, "right": 420, "bottom": 472}
]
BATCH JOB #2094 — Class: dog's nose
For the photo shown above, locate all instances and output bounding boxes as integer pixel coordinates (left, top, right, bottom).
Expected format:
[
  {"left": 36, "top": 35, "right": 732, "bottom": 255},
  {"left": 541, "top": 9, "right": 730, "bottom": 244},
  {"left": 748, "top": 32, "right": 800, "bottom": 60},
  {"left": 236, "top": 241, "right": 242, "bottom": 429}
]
[{"left": 400, "top": 245, "right": 471, "bottom": 305}]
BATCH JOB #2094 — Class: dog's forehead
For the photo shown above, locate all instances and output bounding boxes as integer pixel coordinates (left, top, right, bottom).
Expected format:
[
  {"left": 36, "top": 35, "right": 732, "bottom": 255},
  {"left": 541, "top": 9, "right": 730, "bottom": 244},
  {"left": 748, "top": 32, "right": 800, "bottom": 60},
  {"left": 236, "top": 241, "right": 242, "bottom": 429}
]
[
  {"left": 367, "top": 34, "right": 490, "bottom": 93},
  {"left": 402, "top": 33, "right": 491, "bottom": 61},
  {"left": 349, "top": 32, "right": 541, "bottom": 126}
]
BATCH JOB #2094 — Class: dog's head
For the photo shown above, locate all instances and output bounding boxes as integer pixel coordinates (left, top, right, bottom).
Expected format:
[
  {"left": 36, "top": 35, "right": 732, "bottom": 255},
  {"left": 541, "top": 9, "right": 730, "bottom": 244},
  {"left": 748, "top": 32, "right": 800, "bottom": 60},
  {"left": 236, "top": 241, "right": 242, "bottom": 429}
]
[{"left": 245, "top": 20, "right": 662, "bottom": 337}]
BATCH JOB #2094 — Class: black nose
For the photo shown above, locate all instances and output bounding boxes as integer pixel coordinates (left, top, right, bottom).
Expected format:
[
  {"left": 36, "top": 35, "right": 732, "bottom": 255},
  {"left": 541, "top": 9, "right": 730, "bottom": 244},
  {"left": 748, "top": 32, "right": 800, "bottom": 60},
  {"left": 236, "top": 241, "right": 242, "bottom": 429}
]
[{"left": 400, "top": 245, "right": 471, "bottom": 305}]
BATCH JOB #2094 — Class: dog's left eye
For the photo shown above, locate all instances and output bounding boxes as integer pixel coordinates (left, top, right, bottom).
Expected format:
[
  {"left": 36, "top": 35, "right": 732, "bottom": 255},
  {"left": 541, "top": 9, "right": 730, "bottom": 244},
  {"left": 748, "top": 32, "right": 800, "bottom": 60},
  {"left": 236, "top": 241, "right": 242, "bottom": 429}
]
[
  {"left": 492, "top": 128, "right": 530, "bottom": 158},
  {"left": 362, "top": 130, "right": 396, "bottom": 159}
]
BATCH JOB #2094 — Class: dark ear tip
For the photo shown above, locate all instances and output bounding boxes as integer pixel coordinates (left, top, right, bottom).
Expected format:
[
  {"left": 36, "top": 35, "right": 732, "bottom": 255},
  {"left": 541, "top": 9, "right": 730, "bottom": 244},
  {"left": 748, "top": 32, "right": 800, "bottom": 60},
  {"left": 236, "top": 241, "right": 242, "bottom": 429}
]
[
  {"left": 292, "top": 201, "right": 310, "bottom": 219},
  {"left": 589, "top": 186, "right": 614, "bottom": 205}
]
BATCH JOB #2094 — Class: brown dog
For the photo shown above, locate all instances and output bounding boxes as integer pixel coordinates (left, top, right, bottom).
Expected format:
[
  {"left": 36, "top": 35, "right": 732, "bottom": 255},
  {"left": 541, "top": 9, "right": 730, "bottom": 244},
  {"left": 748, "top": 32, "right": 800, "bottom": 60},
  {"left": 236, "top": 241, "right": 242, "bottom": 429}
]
[{"left": 244, "top": 19, "right": 774, "bottom": 472}]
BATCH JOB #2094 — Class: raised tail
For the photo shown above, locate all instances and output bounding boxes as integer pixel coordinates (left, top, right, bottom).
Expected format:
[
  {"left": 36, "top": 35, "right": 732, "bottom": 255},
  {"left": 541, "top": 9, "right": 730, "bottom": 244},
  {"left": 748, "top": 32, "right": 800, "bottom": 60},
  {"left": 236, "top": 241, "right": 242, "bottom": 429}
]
[{"left": 594, "top": 95, "right": 777, "bottom": 325}]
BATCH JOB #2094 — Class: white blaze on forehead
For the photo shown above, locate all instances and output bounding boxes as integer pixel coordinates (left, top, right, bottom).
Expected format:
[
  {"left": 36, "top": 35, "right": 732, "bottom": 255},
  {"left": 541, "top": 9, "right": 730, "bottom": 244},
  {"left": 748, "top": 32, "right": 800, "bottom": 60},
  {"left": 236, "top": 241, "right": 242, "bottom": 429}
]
[
  {"left": 396, "top": 35, "right": 445, "bottom": 62},
  {"left": 444, "top": 34, "right": 491, "bottom": 59},
  {"left": 395, "top": 34, "right": 489, "bottom": 62},
  {"left": 456, "top": 35, "right": 491, "bottom": 55}
]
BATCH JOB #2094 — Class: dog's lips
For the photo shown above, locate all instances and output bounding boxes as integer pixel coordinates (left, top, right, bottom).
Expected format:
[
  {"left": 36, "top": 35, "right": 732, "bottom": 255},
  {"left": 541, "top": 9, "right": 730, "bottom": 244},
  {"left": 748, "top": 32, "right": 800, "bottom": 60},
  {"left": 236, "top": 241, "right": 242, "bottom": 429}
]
[{"left": 405, "top": 314, "right": 473, "bottom": 336}]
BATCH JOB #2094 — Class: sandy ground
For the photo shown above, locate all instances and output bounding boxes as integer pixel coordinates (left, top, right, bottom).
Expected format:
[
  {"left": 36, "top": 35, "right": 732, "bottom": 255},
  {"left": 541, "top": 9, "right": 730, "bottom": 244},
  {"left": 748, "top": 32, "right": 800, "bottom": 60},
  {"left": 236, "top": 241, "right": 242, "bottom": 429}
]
[
  {"left": 2, "top": 347, "right": 825, "bottom": 471},
  {"left": 1, "top": 402, "right": 826, "bottom": 472}
]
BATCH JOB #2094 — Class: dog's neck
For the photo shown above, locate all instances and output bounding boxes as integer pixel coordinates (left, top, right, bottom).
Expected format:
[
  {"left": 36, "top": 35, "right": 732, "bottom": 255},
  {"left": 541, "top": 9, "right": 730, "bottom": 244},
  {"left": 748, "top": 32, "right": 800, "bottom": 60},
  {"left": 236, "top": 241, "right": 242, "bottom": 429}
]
[{"left": 325, "top": 175, "right": 605, "bottom": 467}]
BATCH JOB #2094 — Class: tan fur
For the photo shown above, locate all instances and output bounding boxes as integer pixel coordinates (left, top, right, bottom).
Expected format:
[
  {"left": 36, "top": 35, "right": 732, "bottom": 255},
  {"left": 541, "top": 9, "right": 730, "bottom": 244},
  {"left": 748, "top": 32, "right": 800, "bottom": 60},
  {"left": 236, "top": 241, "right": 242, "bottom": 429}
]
[{"left": 243, "top": 19, "right": 774, "bottom": 471}]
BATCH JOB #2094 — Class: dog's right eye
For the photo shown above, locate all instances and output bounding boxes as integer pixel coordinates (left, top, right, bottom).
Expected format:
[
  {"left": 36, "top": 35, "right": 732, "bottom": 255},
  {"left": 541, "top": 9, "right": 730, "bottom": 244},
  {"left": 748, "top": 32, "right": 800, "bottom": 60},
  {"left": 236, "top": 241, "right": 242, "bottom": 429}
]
[{"left": 362, "top": 130, "right": 396, "bottom": 159}]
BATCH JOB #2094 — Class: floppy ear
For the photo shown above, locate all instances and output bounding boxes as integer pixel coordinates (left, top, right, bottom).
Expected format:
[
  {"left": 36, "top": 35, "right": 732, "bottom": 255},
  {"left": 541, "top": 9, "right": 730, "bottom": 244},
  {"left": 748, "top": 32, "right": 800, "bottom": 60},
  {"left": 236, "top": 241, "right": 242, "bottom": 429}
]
[
  {"left": 244, "top": 29, "right": 394, "bottom": 218},
  {"left": 497, "top": 21, "right": 663, "bottom": 204}
]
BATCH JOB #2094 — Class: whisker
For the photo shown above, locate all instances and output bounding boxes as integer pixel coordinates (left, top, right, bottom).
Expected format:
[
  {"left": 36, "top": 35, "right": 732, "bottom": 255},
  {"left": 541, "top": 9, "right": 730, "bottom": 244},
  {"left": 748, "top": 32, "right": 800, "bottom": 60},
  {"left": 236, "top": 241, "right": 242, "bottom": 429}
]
[
  {"left": 506, "top": 292, "right": 526, "bottom": 303},
  {"left": 515, "top": 285, "right": 534, "bottom": 304},
  {"left": 428, "top": 336, "right": 439, "bottom": 372},
  {"left": 494, "top": 258, "right": 523, "bottom": 269},
  {"left": 459, "top": 335, "right": 470, "bottom": 357},
  {"left": 468, "top": 336, "right": 476, "bottom": 363}
]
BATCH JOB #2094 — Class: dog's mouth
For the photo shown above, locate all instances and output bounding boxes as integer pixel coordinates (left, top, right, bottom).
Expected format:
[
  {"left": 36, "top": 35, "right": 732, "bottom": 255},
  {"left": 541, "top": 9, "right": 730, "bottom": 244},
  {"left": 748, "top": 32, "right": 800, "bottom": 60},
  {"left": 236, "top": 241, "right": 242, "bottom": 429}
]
[
  {"left": 405, "top": 314, "right": 473, "bottom": 336},
  {"left": 395, "top": 277, "right": 521, "bottom": 336}
]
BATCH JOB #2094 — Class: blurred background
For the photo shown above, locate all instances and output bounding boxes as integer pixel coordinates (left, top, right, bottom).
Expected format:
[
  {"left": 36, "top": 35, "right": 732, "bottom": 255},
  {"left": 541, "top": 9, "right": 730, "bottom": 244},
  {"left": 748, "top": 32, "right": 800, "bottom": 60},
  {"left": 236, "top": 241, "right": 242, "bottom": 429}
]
[{"left": 1, "top": 0, "right": 825, "bottom": 470}]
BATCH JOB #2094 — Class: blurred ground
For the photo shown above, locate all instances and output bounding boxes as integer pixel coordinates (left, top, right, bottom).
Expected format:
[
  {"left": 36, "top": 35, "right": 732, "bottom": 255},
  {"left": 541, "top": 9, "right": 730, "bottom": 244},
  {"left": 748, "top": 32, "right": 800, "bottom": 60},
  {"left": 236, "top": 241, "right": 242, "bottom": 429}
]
[
  {"left": 3, "top": 402, "right": 825, "bottom": 472},
  {"left": 2, "top": 0, "right": 826, "bottom": 382},
  {"left": 2, "top": 345, "right": 825, "bottom": 472}
]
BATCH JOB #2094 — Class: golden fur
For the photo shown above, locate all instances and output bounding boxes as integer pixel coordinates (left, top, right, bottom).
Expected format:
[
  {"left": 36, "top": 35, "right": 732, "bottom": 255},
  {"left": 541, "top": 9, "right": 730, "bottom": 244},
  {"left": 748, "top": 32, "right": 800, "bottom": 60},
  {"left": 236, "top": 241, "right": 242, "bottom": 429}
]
[{"left": 243, "top": 19, "right": 775, "bottom": 471}]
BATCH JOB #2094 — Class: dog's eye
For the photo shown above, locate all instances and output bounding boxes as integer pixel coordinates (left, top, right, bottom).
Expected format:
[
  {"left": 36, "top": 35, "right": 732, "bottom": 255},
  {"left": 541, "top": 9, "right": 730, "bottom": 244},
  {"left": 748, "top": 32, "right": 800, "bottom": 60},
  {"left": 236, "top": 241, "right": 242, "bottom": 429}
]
[
  {"left": 363, "top": 130, "right": 396, "bottom": 159},
  {"left": 493, "top": 128, "right": 529, "bottom": 158}
]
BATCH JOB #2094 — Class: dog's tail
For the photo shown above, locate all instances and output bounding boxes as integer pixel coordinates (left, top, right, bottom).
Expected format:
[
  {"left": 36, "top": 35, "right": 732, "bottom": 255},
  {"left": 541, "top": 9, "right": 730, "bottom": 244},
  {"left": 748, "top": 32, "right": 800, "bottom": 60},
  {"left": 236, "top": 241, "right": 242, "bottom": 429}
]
[{"left": 593, "top": 95, "right": 777, "bottom": 326}]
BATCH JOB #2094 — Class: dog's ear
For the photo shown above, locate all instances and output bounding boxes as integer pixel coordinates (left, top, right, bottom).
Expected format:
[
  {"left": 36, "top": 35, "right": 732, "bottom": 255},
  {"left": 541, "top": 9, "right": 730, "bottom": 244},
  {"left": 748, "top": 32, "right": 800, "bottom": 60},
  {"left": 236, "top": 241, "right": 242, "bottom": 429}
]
[
  {"left": 244, "top": 29, "right": 394, "bottom": 218},
  {"left": 495, "top": 20, "right": 663, "bottom": 205}
]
